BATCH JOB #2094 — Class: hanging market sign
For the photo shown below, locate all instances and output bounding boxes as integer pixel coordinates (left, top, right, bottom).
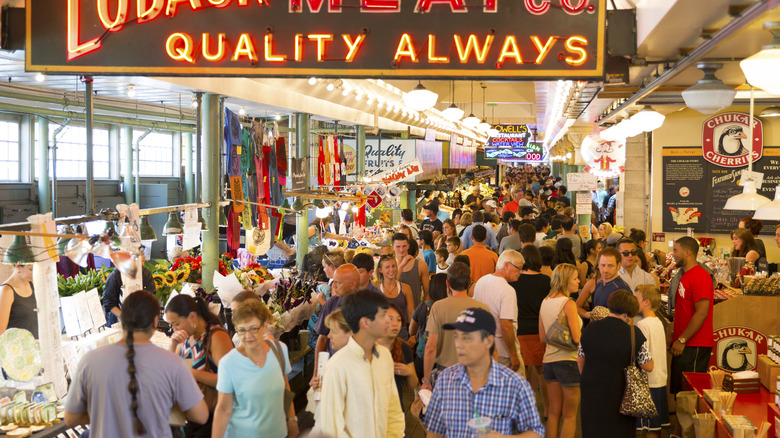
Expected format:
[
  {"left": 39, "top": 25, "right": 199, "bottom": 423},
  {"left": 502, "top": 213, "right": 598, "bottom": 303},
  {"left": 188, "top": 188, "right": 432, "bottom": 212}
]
[
  {"left": 484, "top": 142, "right": 543, "bottom": 161},
  {"left": 701, "top": 112, "right": 763, "bottom": 168},
  {"left": 580, "top": 127, "right": 625, "bottom": 178},
  {"left": 371, "top": 159, "right": 423, "bottom": 184},
  {"left": 486, "top": 124, "right": 532, "bottom": 148},
  {"left": 27, "top": 0, "right": 606, "bottom": 78}
]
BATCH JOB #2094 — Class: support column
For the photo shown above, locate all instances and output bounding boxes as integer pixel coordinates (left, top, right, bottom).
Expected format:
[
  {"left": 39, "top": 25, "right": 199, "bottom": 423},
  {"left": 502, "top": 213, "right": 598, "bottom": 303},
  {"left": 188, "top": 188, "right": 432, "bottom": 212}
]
[
  {"left": 622, "top": 134, "right": 648, "bottom": 231},
  {"left": 195, "top": 92, "right": 203, "bottom": 202},
  {"left": 184, "top": 133, "right": 195, "bottom": 203},
  {"left": 84, "top": 77, "right": 95, "bottom": 214},
  {"left": 296, "top": 113, "right": 311, "bottom": 269},
  {"left": 356, "top": 125, "right": 366, "bottom": 182},
  {"left": 122, "top": 126, "right": 134, "bottom": 204},
  {"left": 36, "top": 117, "right": 50, "bottom": 214},
  {"left": 201, "top": 93, "right": 221, "bottom": 290}
]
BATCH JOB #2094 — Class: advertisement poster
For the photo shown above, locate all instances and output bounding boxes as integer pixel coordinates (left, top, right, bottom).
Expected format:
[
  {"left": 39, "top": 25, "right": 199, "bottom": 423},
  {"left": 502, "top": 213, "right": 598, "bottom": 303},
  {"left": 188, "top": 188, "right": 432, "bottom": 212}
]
[{"left": 662, "top": 146, "right": 780, "bottom": 233}]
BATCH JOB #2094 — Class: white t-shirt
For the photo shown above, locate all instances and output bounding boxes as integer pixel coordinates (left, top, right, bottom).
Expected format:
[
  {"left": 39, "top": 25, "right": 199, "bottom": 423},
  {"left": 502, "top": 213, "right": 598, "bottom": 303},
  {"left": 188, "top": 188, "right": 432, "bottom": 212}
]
[
  {"left": 619, "top": 266, "right": 656, "bottom": 292},
  {"left": 636, "top": 316, "right": 667, "bottom": 388},
  {"left": 473, "top": 274, "right": 518, "bottom": 359}
]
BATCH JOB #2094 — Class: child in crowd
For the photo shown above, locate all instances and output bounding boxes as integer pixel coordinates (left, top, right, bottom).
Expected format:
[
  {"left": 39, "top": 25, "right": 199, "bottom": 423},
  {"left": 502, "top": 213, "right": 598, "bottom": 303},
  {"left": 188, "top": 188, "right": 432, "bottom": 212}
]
[
  {"left": 446, "top": 236, "right": 461, "bottom": 264},
  {"left": 418, "top": 230, "right": 437, "bottom": 273},
  {"left": 634, "top": 284, "right": 670, "bottom": 438},
  {"left": 434, "top": 248, "right": 449, "bottom": 274}
]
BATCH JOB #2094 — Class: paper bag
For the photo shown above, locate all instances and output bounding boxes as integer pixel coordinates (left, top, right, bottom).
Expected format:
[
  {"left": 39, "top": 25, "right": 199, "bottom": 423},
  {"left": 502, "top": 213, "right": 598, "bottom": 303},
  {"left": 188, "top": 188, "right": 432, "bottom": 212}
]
[
  {"left": 676, "top": 391, "right": 699, "bottom": 438},
  {"left": 692, "top": 413, "right": 715, "bottom": 438}
]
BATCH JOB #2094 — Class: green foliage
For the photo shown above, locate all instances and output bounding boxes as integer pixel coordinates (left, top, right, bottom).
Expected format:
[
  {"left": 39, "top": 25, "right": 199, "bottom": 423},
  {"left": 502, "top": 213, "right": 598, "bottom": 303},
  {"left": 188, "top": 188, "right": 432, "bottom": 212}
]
[{"left": 57, "top": 267, "right": 115, "bottom": 298}]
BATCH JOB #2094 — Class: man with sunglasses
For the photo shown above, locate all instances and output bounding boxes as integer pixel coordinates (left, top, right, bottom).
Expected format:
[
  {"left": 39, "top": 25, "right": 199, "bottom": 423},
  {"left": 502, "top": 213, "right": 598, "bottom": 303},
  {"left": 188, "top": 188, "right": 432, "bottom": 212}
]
[
  {"left": 617, "top": 239, "right": 659, "bottom": 292},
  {"left": 473, "top": 250, "right": 526, "bottom": 374}
]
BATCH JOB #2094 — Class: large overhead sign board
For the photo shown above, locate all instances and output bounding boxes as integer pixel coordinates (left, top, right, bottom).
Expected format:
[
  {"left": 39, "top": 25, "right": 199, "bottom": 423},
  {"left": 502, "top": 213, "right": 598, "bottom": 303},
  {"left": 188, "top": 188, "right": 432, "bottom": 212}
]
[
  {"left": 485, "top": 141, "right": 545, "bottom": 162},
  {"left": 486, "top": 124, "right": 531, "bottom": 148},
  {"left": 27, "top": 0, "right": 606, "bottom": 78}
]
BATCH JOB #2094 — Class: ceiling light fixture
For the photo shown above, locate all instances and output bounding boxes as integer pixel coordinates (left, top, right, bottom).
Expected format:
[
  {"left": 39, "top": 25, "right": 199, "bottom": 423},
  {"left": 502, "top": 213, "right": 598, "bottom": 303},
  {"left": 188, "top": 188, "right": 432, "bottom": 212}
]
[
  {"left": 725, "top": 85, "right": 771, "bottom": 210},
  {"left": 681, "top": 62, "right": 736, "bottom": 114},
  {"left": 753, "top": 184, "right": 780, "bottom": 220},
  {"left": 463, "top": 81, "right": 481, "bottom": 128},
  {"left": 403, "top": 80, "right": 438, "bottom": 111},
  {"left": 239, "top": 106, "right": 246, "bottom": 116},
  {"left": 630, "top": 105, "right": 666, "bottom": 132},
  {"left": 275, "top": 114, "right": 282, "bottom": 121},
  {"left": 308, "top": 76, "right": 317, "bottom": 85},
  {"left": 442, "top": 80, "right": 465, "bottom": 122},
  {"left": 760, "top": 106, "right": 780, "bottom": 117},
  {"left": 477, "top": 83, "right": 491, "bottom": 132},
  {"left": 326, "top": 82, "right": 335, "bottom": 91},
  {"left": 740, "top": 22, "right": 780, "bottom": 95},
  {"left": 126, "top": 84, "right": 136, "bottom": 98},
  {"left": 35, "top": 73, "right": 45, "bottom": 83}
]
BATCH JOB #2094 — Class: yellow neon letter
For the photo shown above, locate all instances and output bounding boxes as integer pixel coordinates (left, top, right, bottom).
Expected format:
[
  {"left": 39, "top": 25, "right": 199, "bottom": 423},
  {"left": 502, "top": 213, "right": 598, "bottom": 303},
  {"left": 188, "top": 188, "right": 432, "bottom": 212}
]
[
  {"left": 263, "top": 33, "right": 286, "bottom": 62},
  {"left": 453, "top": 34, "right": 494, "bottom": 64},
  {"left": 202, "top": 33, "right": 226, "bottom": 61},
  {"left": 427, "top": 34, "right": 449, "bottom": 63},
  {"left": 308, "top": 34, "right": 333, "bottom": 62},
  {"left": 342, "top": 34, "right": 366, "bottom": 62},
  {"left": 137, "top": 0, "right": 164, "bottom": 23},
  {"left": 564, "top": 35, "right": 587, "bottom": 66},
  {"left": 530, "top": 35, "right": 556, "bottom": 64},
  {"left": 206, "top": 0, "right": 231, "bottom": 7},
  {"left": 97, "top": 0, "right": 129, "bottom": 31},
  {"left": 294, "top": 34, "right": 304, "bottom": 61},
  {"left": 67, "top": 0, "right": 102, "bottom": 61},
  {"left": 166, "top": 0, "right": 203, "bottom": 17},
  {"left": 394, "top": 33, "right": 418, "bottom": 63},
  {"left": 497, "top": 35, "right": 522, "bottom": 64},
  {"left": 231, "top": 33, "right": 258, "bottom": 61},
  {"left": 165, "top": 32, "right": 195, "bottom": 63}
]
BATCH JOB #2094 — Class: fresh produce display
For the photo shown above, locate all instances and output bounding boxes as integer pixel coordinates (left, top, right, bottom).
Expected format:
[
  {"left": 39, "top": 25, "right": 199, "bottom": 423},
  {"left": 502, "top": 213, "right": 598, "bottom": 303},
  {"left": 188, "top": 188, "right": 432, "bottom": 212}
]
[
  {"left": 0, "top": 392, "right": 61, "bottom": 436},
  {"left": 57, "top": 267, "right": 113, "bottom": 297},
  {"left": 742, "top": 276, "right": 780, "bottom": 296}
]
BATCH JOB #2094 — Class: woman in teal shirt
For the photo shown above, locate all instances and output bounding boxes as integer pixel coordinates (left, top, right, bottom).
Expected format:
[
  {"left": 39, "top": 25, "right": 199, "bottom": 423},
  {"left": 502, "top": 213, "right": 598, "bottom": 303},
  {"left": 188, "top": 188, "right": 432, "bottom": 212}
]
[{"left": 212, "top": 300, "right": 297, "bottom": 438}]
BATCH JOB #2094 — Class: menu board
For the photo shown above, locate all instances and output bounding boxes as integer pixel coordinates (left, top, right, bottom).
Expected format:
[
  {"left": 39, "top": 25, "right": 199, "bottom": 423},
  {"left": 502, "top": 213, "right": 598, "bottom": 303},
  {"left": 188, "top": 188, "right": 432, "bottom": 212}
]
[{"left": 662, "top": 146, "right": 780, "bottom": 233}]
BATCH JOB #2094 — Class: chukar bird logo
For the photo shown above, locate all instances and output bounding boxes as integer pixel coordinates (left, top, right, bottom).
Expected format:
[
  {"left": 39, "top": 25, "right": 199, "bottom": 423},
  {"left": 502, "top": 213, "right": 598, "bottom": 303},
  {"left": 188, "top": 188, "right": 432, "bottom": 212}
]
[
  {"left": 720, "top": 340, "right": 753, "bottom": 372},
  {"left": 717, "top": 126, "right": 748, "bottom": 157}
]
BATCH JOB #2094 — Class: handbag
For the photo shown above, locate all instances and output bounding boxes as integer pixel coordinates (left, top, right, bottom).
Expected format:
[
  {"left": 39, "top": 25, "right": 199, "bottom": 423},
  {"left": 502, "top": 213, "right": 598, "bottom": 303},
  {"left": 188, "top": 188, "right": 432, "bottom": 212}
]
[
  {"left": 199, "top": 326, "right": 225, "bottom": 412},
  {"left": 545, "top": 299, "right": 577, "bottom": 351},
  {"left": 266, "top": 340, "right": 296, "bottom": 414},
  {"left": 619, "top": 324, "right": 658, "bottom": 418}
]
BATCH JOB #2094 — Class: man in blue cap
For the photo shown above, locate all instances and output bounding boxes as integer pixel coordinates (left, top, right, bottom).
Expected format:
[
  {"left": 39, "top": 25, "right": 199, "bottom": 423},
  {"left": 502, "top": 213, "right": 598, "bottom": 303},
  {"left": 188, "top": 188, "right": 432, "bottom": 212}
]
[{"left": 424, "top": 307, "right": 545, "bottom": 438}]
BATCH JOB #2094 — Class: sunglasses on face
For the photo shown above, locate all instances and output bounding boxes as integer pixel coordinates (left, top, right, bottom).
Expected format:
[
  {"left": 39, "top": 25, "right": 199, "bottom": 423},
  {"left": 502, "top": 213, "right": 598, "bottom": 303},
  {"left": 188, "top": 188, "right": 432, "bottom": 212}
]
[{"left": 620, "top": 250, "right": 638, "bottom": 256}]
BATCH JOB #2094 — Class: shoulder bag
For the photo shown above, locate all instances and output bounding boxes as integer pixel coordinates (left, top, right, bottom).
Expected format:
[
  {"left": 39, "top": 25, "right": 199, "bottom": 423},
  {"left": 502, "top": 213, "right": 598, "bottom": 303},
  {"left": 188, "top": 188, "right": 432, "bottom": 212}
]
[
  {"left": 199, "top": 326, "right": 226, "bottom": 412},
  {"left": 619, "top": 324, "right": 658, "bottom": 418},
  {"left": 545, "top": 299, "right": 577, "bottom": 351},
  {"left": 266, "top": 340, "right": 296, "bottom": 414}
]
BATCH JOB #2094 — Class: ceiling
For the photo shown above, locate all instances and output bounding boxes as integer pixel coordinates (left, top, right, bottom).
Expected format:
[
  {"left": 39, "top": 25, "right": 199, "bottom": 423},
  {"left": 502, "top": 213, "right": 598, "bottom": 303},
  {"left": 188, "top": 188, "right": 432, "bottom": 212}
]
[{"left": 0, "top": 0, "right": 778, "bottom": 143}]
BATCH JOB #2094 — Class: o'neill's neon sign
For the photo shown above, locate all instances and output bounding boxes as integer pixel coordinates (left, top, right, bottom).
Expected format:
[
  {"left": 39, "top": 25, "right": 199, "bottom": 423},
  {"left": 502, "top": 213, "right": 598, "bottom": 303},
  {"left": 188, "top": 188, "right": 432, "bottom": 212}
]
[{"left": 28, "top": 0, "right": 606, "bottom": 77}]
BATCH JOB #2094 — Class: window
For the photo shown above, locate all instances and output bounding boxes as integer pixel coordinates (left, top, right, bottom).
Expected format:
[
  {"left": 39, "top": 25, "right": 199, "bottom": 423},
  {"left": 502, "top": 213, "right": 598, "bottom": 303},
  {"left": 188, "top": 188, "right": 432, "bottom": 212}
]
[
  {"left": 121, "top": 130, "right": 175, "bottom": 177},
  {"left": 46, "top": 124, "right": 110, "bottom": 179},
  {"left": 0, "top": 120, "right": 20, "bottom": 181}
]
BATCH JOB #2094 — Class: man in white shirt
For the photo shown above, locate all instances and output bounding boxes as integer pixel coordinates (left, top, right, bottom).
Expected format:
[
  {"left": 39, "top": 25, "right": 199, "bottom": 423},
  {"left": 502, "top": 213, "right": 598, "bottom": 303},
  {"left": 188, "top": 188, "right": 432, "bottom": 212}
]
[
  {"left": 320, "top": 291, "right": 405, "bottom": 438},
  {"left": 617, "top": 239, "right": 659, "bottom": 292},
  {"left": 473, "top": 249, "right": 525, "bottom": 375}
]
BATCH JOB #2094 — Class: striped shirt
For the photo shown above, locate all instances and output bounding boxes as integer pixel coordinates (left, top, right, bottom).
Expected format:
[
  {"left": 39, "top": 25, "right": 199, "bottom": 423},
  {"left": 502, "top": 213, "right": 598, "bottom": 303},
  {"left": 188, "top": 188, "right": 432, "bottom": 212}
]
[
  {"left": 179, "top": 325, "right": 224, "bottom": 373},
  {"left": 425, "top": 361, "right": 545, "bottom": 437}
]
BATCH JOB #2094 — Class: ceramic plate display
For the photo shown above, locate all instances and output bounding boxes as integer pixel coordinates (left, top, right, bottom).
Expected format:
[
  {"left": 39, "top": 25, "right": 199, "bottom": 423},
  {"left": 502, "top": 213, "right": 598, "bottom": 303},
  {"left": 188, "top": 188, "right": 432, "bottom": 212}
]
[{"left": 0, "top": 329, "right": 41, "bottom": 382}]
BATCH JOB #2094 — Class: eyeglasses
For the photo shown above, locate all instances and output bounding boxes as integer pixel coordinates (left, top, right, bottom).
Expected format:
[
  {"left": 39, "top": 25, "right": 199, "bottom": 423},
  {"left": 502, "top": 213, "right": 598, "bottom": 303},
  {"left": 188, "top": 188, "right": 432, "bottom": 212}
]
[
  {"left": 620, "top": 250, "right": 638, "bottom": 256},
  {"left": 236, "top": 326, "right": 262, "bottom": 336},
  {"left": 507, "top": 262, "right": 523, "bottom": 271}
]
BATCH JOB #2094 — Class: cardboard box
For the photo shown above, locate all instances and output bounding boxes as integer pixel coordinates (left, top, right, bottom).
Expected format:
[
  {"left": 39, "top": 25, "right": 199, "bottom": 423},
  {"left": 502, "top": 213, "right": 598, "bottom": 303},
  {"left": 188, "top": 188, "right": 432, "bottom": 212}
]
[
  {"left": 757, "top": 354, "right": 780, "bottom": 390},
  {"left": 724, "top": 374, "right": 760, "bottom": 394}
]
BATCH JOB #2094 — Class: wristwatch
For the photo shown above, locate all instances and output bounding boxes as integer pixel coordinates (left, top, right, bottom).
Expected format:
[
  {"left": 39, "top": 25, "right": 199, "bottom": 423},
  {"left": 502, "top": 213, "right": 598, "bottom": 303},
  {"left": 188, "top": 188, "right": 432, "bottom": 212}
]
[
  {"left": 677, "top": 337, "right": 686, "bottom": 345},
  {"left": 421, "top": 378, "right": 430, "bottom": 385},
  {"left": 287, "top": 416, "right": 298, "bottom": 422}
]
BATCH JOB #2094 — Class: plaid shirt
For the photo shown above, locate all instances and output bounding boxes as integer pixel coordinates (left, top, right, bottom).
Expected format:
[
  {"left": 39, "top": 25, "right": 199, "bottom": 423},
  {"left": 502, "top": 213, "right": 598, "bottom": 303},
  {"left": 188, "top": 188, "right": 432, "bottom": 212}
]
[{"left": 425, "top": 361, "right": 545, "bottom": 437}]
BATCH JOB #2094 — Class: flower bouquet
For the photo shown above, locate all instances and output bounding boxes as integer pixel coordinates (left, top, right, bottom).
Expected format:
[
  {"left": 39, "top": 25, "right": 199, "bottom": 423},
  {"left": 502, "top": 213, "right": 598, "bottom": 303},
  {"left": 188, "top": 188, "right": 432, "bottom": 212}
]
[
  {"left": 233, "top": 263, "right": 275, "bottom": 295},
  {"left": 263, "top": 269, "right": 319, "bottom": 339}
]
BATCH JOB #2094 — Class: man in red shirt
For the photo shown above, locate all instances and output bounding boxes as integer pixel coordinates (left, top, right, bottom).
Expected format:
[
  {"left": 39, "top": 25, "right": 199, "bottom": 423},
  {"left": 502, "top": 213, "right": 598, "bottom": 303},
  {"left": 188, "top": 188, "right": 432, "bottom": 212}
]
[
  {"left": 501, "top": 189, "right": 522, "bottom": 215},
  {"left": 670, "top": 236, "right": 714, "bottom": 394}
]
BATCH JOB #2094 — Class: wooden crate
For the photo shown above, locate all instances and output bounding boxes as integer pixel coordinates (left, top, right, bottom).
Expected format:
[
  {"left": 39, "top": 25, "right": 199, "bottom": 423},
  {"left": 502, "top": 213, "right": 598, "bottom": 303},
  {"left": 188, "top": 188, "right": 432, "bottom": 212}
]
[
  {"left": 756, "top": 354, "right": 780, "bottom": 390},
  {"left": 723, "top": 374, "right": 761, "bottom": 394}
]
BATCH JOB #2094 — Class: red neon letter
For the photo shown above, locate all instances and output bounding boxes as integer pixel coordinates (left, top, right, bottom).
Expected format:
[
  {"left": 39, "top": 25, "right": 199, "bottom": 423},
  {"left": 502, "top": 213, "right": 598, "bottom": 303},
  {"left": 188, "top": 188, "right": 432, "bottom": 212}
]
[
  {"left": 166, "top": 0, "right": 203, "bottom": 17},
  {"left": 308, "top": 34, "right": 333, "bottom": 61},
  {"left": 483, "top": 0, "right": 496, "bottom": 12},
  {"left": 524, "top": 0, "right": 549, "bottom": 15},
  {"left": 137, "top": 0, "right": 164, "bottom": 23},
  {"left": 342, "top": 34, "right": 366, "bottom": 62},
  {"left": 166, "top": 32, "right": 195, "bottom": 63},
  {"left": 206, "top": 0, "right": 232, "bottom": 7},
  {"left": 232, "top": 33, "right": 258, "bottom": 61},
  {"left": 202, "top": 33, "right": 226, "bottom": 61},
  {"left": 497, "top": 35, "right": 522, "bottom": 64},
  {"left": 453, "top": 34, "right": 494, "bottom": 64},
  {"left": 67, "top": 0, "right": 102, "bottom": 61},
  {"left": 414, "top": 0, "right": 466, "bottom": 13},
  {"left": 394, "top": 33, "right": 418, "bottom": 63},
  {"left": 97, "top": 0, "right": 129, "bottom": 31},
  {"left": 530, "top": 35, "right": 556, "bottom": 64},
  {"left": 561, "top": 0, "right": 588, "bottom": 14},
  {"left": 264, "top": 33, "right": 286, "bottom": 61},
  {"left": 362, "top": 0, "right": 400, "bottom": 12},
  {"left": 427, "top": 35, "right": 449, "bottom": 63},
  {"left": 564, "top": 35, "right": 588, "bottom": 66},
  {"left": 289, "top": 0, "right": 341, "bottom": 12}
]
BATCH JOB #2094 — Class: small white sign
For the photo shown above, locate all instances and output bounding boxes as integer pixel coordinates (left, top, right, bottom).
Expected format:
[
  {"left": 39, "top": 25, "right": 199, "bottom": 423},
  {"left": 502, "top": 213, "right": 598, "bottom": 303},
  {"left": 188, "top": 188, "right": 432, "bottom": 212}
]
[
  {"left": 740, "top": 169, "right": 764, "bottom": 189},
  {"left": 575, "top": 193, "right": 592, "bottom": 215},
  {"left": 85, "top": 288, "right": 106, "bottom": 328},
  {"left": 74, "top": 291, "right": 94, "bottom": 333},
  {"left": 60, "top": 297, "right": 83, "bottom": 338},
  {"left": 566, "top": 173, "right": 598, "bottom": 191}
]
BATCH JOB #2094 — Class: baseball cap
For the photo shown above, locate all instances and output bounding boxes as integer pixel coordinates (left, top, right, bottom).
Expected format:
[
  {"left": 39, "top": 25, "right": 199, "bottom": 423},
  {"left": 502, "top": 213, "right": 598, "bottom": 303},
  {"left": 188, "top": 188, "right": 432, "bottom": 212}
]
[
  {"left": 485, "top": 200, "right": 497, "bottom": 209},
  {"left": 424, "top": 203, "right": 439, "bottom": 213},
  {"left": 442, "top": 307, "right": 496, "bottom": 335}
]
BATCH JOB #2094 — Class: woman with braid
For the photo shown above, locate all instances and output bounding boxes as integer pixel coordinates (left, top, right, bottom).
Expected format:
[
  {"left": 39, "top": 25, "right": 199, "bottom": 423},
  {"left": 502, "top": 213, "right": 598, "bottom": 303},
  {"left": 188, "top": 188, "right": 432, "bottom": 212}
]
[
  {"left": 165, "top": 295, "right": 234, "bottom": 437},
  {"left": 65, "top": 290, "right": 208, "bottom": 437}
]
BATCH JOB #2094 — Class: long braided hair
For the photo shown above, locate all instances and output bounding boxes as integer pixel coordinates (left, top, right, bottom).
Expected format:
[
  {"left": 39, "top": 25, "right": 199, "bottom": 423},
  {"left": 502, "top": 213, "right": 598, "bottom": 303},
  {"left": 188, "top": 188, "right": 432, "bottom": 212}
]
[{"left": 120, "top": 290, "right": 160, "bottom": 435}]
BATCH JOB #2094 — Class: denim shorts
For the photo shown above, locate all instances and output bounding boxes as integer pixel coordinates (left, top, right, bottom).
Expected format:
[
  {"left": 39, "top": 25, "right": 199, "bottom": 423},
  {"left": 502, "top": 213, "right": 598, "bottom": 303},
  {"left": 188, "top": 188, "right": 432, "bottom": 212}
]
[{"left": 542, "top": 360, "right": 581, "bottom": 387}]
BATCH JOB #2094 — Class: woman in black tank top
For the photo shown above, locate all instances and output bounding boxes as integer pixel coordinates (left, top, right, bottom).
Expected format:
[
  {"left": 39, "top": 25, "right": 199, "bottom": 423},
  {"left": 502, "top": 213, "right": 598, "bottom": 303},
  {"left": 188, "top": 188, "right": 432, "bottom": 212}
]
[{"left": 0, "top": 264, "right": 38, "bottom": 339}]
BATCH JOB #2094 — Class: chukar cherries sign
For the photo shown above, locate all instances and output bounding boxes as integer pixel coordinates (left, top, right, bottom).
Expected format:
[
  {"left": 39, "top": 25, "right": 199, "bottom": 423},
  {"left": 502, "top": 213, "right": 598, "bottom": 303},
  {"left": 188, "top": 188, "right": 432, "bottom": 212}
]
[{"left": 702, "top": 112, "right": 763, "bottom": 167}]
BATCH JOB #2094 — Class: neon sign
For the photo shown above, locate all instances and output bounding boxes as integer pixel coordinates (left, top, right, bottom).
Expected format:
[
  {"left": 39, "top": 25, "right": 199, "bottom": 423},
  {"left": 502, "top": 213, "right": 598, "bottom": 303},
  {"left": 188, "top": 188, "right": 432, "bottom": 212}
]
[
  {"left": 29, "top": 0, "right": 606, "bottom": 78},
  {"left": 485, "top": 141, "right": 544, "bottom": 161},
  {"left": 487, "top": 124, "right": 532, "bottom": 148}
]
